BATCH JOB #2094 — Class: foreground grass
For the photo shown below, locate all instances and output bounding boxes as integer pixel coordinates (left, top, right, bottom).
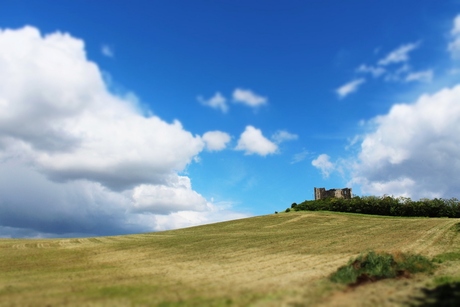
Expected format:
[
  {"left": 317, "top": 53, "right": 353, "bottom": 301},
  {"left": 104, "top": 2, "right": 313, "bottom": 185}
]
[{"left": 0, "top": 211, "right": 459, "bottom": 306}]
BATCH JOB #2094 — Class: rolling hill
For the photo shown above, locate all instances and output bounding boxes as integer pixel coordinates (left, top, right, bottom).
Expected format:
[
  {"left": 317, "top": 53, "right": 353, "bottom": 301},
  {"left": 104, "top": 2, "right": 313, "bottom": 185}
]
[{"left": 1, "top": 211, "right": 459, "bottom": 306}]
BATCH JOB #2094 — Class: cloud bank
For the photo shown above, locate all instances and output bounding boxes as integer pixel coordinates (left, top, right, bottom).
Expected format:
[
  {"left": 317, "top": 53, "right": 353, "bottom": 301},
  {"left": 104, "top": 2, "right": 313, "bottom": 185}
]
[
  {"left": 0, "top": 26, "right": 247, "bottom": 237},
  {"left": 351, "top": 84, "right": 460, "bottom": 199}
]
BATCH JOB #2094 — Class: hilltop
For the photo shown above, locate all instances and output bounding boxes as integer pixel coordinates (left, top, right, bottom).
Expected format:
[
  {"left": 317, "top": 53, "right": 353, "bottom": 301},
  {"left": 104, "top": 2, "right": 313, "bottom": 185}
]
[{"left": 1, "top": 211, "right": 459, "bottom": 306}]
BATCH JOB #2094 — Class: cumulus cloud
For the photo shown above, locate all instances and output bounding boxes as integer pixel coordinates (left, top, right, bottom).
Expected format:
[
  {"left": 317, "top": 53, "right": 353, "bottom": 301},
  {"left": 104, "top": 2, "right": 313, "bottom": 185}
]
[
  {"left": 152, "top": 202, "right": 248, "bottom": 231},
  {"left": 197, "top": 92, "right": 228, "bottom": 113},
  {"left": 448, "top": 15, "right": 460, "bottom": 59},
  {"left": 312, "top": 154, "right": 335, "bottom": 178},
  {"left": 101, "top": 44, "right": 114, "bottom": 57},
  {"left": 232, "top": 88, "right": 267, "bottom": 107},
  {"left": 378, "top": 42, "right": 420, "bottom": 66},
  {"left": 351, "top": 84, "right": 460, "bottom": 199},
  {"left": 235, "top": 126, "right": 277, "bottom": 156},
  {"left": 132, "top": 176, "right": 209, "bottom": 214},
  {"left": 271, "top": 130, "right": 298, "bottom": 144},
  {"left": 0, "top": 26, "right": 246, "bottom": 237},
  {"left": 336, "top": 78, "right": 366, "bottom": 99},
  {"left": 202, "top": 130, "right": 231, "bottom": 151},
  {"left": 0, "top": 161, "right": 144, "bottom": 237}
]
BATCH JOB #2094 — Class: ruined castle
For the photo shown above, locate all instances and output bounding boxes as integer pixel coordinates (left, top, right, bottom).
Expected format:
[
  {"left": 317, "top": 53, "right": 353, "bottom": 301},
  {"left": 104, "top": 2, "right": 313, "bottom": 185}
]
[{"left": 314, "top": 187, "right": 352, "bottom": 200}]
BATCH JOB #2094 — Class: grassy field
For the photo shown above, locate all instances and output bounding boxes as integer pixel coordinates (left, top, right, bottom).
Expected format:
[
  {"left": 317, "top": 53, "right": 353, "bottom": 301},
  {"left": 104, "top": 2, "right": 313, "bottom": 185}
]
[{"left": 1, "top": 211, "right": 459, "bottom": 306}]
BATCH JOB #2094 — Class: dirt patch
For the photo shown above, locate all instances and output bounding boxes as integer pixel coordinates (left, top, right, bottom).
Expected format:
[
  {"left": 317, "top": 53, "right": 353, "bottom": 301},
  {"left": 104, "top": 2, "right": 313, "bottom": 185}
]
[{"left": 349, "top": 270, "right": 412, "bottom": 288}]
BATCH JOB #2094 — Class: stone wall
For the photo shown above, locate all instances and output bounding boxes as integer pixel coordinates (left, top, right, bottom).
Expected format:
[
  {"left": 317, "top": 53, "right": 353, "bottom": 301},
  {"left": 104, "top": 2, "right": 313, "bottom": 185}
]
[{"left": 314, "top": 187, "right": 352, "bottom": 200}]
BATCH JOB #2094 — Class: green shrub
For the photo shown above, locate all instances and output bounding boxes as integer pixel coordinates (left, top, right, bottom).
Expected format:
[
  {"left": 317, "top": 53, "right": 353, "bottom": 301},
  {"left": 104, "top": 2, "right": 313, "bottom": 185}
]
[
  {"left": 396, "top": 253, "right": 434, "bottom": 273},
  {"left": 285, "top": 208, "right": 291, "bottom": 213},
  {"left": 330, "top": 251, "right": 435, "bottom": 286}
]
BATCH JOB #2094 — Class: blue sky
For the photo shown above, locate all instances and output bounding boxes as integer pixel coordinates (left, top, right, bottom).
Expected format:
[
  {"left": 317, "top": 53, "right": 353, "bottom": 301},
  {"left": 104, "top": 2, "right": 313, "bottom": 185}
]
[{"left": 1, "top": 0, "right": 460, "bottom": 237}]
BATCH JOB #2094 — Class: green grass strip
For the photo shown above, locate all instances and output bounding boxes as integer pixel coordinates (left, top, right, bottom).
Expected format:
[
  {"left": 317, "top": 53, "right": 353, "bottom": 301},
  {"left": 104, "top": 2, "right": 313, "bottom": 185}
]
[{"left": 330, "top": 251, "right": 435, "bottom": 286}]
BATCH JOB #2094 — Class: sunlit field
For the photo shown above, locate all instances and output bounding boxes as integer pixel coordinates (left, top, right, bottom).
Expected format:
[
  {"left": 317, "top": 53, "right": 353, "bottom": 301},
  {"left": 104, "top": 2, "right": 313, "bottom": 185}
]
[{"left": 1, "top": 211, "right": 459, "bottom": 306}]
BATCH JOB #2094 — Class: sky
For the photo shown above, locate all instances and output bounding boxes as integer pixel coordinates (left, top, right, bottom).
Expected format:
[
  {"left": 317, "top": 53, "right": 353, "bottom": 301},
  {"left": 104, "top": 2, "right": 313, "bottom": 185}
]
[{"left": 1, "top": 0, "right": 460, "bottom": 238}]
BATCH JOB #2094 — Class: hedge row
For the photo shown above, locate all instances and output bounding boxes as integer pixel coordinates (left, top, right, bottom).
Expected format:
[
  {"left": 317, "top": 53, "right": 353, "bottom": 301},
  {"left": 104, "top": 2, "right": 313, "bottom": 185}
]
[{"left": 289, "top": 196, "right": 460, "bottom": 218}]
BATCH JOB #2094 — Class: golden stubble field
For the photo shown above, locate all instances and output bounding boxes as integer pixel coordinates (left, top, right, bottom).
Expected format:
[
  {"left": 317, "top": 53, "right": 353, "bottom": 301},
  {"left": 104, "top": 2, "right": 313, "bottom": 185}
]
[{"left": 0, "top": 211, "right": 459, "bottom": 306}]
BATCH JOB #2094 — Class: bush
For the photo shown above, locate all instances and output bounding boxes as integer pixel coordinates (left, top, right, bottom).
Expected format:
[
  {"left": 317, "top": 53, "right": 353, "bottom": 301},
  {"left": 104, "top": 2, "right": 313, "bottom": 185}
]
[
  {"left": 285, "top": 208, "right": 291, "bottom": 213},
  {"left": 330, "top": 251, "right": 434, "bottom": 286},
  {"left": 291, "top": 202, "right": 298, "bottom": 209}
]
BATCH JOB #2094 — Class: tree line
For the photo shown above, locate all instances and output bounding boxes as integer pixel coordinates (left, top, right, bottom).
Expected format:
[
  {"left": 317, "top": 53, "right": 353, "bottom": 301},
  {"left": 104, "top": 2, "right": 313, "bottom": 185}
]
[{"left": 288, "top": 196, "right": 460, "bottom": 218}]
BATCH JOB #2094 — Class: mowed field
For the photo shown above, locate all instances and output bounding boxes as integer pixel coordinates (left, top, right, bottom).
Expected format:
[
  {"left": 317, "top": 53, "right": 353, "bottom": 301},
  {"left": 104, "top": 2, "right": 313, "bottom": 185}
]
[{"left": 1, "top": 211, "right": 459, "bottom": 306}]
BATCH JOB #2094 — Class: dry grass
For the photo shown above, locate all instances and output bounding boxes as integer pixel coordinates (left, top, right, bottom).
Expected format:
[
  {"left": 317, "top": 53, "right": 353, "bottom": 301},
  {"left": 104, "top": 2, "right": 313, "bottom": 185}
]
[{"left": 0, "top": 211, "right": 459, "bottom": 306}]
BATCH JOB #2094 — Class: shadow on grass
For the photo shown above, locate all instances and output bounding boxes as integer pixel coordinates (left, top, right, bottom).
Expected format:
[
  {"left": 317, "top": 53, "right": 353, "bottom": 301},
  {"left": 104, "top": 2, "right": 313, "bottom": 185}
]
[{"left": 410, "top": 282, "right": 460, "bottom": 306}]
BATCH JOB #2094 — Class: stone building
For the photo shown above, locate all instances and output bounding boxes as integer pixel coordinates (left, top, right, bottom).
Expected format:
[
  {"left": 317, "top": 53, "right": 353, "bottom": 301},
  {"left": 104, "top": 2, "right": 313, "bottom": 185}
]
[{"left": 314, "top": 187, "right": 352, "bottom": 200}]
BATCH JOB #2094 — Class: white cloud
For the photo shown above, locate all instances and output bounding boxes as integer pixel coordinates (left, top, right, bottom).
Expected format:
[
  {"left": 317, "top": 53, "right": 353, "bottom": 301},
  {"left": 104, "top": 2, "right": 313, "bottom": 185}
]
[
  {"left": 384, "top": 64, "right": 411, "bottom": 82},
  {"left": 197, "top": 92, "right": 228, "bottom": 113},
  {"left": 378, "top": 42, "right": 420, "bottom": 66},
  {"left": 0, "top": 161, "right": 143, "bottom": 237},
  {"left": 271, "top": 130, "right": 298, "bottom": 144},
  {"left": 312, "top": 154, "right": 335, "bottom": 178},
  {"left": 356, "top": 64, "right": 386, "bottom": 77},
  {"left": 405, "top": 70, "right": 433, "bottom": 83},
  {"left": 101, "top": 44, "right": 114, "bottom": 57},
  {"left": 354, "top": 177, "right": 417, "bottom": 199},
  {"left": 448, "top": 39, "right": 460, "bottom": 59},
  {"left": 354, "top": 44, "right": 429, "bottom": 85},
  {"left": 132, "top": 176, "right": 209, "bottom": 214},
  {"left": 336, "top": 78, "right": 366, "bottom": 99},
  {"left": 152, "top": 201, "right": 248, "bottom": 231},
  {"left": 235, "top": 126, "right": 277, "bottom": 156},
  {"left": 202, "top": 130, "right": 231, "bottom": 151},
  {"left": 291, "top": 149, "right": 309, "bottom": 164},
  {"left": 232, "top": 88, "right": 267, "bottom": 107},
  {"left": 0, "top": 26, "right": 204, "bottom": 190},
  {"left": 0, "top": 26, "right": 245, "bottom": 237},
  {"left": 448, "top": 15, "right": 460, "bottom": 59},
  {"left": 351, "top": 84, "right": 460, "bottom": 199},
  {"left": 452, "top": 14, "right": 460, "bottom": 36}
]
